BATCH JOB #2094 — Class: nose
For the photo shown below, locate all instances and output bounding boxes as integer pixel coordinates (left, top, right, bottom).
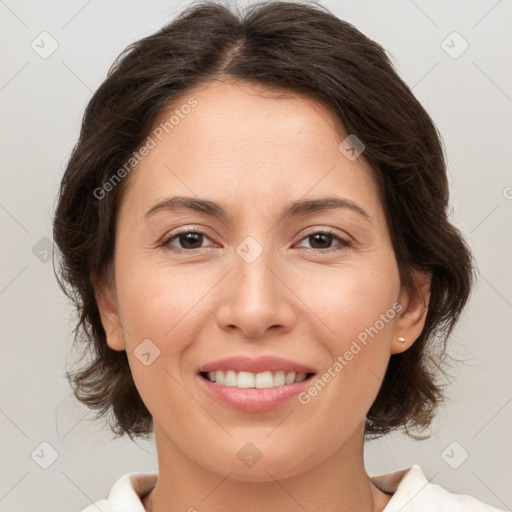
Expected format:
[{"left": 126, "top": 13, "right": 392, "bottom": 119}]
[{"left": 214, "top": 245, "right": 297, "bottom": 340}]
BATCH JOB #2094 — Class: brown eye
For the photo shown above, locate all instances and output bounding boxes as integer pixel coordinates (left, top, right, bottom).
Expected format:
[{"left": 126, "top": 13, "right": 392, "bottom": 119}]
[
  {"left": 161, "top": 229, "right": 214, "bottom": 251},
  {"left": 295, "top": 230, "right": 351, "bottom": 253}
]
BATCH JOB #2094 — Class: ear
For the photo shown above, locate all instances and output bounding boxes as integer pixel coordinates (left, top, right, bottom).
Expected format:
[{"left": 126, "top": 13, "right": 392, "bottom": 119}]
[
  {"left": 92, "top": 270, "right": 126, "bottom": 351},
  {"left": 391, "top": 270, "right": 431, "bottom": 355}
]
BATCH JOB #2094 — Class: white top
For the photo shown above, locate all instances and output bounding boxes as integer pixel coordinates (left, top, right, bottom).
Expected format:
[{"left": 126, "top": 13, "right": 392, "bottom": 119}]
[{"left": 78, "top": 464, "right": 506, "bottom": 511}]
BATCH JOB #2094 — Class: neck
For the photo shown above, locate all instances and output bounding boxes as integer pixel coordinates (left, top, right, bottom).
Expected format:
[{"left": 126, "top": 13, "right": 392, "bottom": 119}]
[{"left": 144, "top": 421, "right": 391, "bottom": 512}]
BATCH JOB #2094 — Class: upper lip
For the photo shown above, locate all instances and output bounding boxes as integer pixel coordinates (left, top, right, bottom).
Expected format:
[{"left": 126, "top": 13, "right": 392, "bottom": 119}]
[{"left": 197, "top": 355, "right": 316, "bottom": 375}]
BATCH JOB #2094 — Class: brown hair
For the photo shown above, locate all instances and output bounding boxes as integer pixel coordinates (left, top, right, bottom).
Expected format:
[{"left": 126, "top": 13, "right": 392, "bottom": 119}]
[{"left": 53, "top": 0, "right": 474, "bottom": 441}]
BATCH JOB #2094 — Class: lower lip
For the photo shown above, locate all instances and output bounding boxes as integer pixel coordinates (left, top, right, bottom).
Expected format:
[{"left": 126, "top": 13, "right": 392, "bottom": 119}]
[{"left": 197, "top": 374, "right": 315, "bottom": 413}]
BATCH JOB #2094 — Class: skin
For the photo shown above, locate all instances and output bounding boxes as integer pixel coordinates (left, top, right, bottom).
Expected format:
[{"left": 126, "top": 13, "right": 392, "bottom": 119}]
[{"left": 95, "top": 80, "right": 430, "bottom": 512}]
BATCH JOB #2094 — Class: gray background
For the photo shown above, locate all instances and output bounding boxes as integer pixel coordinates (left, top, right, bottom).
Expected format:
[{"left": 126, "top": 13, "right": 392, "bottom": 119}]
[{"left": 1, "top": 0, "right": 511, "bottom": 511}]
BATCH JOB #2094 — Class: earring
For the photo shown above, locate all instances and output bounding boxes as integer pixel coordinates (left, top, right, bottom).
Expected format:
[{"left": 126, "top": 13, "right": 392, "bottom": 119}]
[{"left": 397, "top": 336, "right": 406, "bottom": 343}]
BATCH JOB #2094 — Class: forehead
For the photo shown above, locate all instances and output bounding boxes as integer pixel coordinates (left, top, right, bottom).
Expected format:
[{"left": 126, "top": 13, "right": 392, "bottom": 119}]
[
  {"left": 155, "top": 80, "right": 344, "bottom": 158},
  {"left": 120, "top": 80, "right": 381, "bottom": 222}
]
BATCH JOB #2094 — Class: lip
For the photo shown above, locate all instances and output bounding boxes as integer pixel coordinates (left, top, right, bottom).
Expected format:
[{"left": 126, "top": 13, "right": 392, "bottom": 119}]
[
  {"left": 197, "top": 355, "right": 316, "bottom": 374},
  {"left": 196, "top": 372, "right": 315, "bottom": 413}
]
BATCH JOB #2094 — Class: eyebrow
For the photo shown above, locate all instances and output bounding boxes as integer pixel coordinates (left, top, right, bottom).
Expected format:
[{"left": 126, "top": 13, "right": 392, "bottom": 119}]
[{"left": 144, "top": 195, "right": 371, "bottom": 222}]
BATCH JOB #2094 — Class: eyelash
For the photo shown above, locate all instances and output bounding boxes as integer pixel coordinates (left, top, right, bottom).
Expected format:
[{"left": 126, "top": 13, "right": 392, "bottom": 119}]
[{"left": 160, "top": 228, "right": 352, "bottom": 254}]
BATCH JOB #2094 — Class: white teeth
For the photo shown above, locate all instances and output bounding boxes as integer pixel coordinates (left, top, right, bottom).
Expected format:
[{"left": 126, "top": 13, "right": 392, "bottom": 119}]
[
  {"left": 224, "top": 370, "right": 237, "bottom": 386},
  {"left": 204, "top": 370, "right": 309, "bottom": 388},
  {"left": 255, "top": 371, "right": 274, "bottom": 388},
  {"left": 273, "top": 371, "right": 286, "bottom": 386},
  {"left": 285, "top": 372, "right": 295, "bottom": 384},
  {"left": 237, "top": 371, "right": 255, "bottom": 388}
]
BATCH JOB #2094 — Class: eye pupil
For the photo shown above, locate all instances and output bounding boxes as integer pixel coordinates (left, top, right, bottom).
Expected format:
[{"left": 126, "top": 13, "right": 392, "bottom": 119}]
[
  {"left": 180, "top": 232, "right": 203, "bottom": 249},
  {"left": 309, "top": 233, "right": 332, "bottom": 249}
]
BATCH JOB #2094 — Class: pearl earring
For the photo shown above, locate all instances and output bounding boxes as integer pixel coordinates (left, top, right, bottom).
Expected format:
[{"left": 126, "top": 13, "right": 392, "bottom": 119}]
[{"left": 397, "top": 336, "right": 406, "bottom": 343}]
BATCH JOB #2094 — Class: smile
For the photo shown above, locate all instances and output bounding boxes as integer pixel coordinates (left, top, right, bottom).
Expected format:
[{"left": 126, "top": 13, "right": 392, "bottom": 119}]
[{"left": 200, "top": 370, "right": 315, "bottom": 388}]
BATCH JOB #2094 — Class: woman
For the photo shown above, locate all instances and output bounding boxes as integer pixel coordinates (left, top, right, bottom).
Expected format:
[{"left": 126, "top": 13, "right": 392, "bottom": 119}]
[{"left": 53, "top": 1, "right": 505, "bottom": 511}]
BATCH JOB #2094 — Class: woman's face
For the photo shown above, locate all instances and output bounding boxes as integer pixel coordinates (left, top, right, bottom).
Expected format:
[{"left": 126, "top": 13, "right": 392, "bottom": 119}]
[{"left": 99, "top": 80, "right": 427, "bottom": 481}]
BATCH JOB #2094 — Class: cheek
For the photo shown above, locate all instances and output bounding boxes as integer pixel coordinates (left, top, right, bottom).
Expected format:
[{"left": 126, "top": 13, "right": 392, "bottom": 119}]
[
  {"left": 113, "top": 261, "right": 207, "bottom": 419},
  {"left": 296, "top": 256, "right": 400, "bottom": 403},
  {"left": 299, "top": 252, "right": 400, "bottom": 342},
  {"left": 115, "top": 251, "right": 205, "bottom": 341}
]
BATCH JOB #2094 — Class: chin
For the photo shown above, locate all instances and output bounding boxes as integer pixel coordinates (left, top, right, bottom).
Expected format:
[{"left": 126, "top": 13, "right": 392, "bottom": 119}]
[{"left": 194, "top": 446, "right": 322, "bottom": 483}]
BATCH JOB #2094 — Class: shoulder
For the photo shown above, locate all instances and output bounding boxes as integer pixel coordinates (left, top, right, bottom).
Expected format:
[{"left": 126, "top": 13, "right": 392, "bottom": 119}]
[
  {"left": 75, "top": 471, "right": 158, "bottom": 512},
  {"left": 373, "top": 464, "right": 506, "bottom": 512}
]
